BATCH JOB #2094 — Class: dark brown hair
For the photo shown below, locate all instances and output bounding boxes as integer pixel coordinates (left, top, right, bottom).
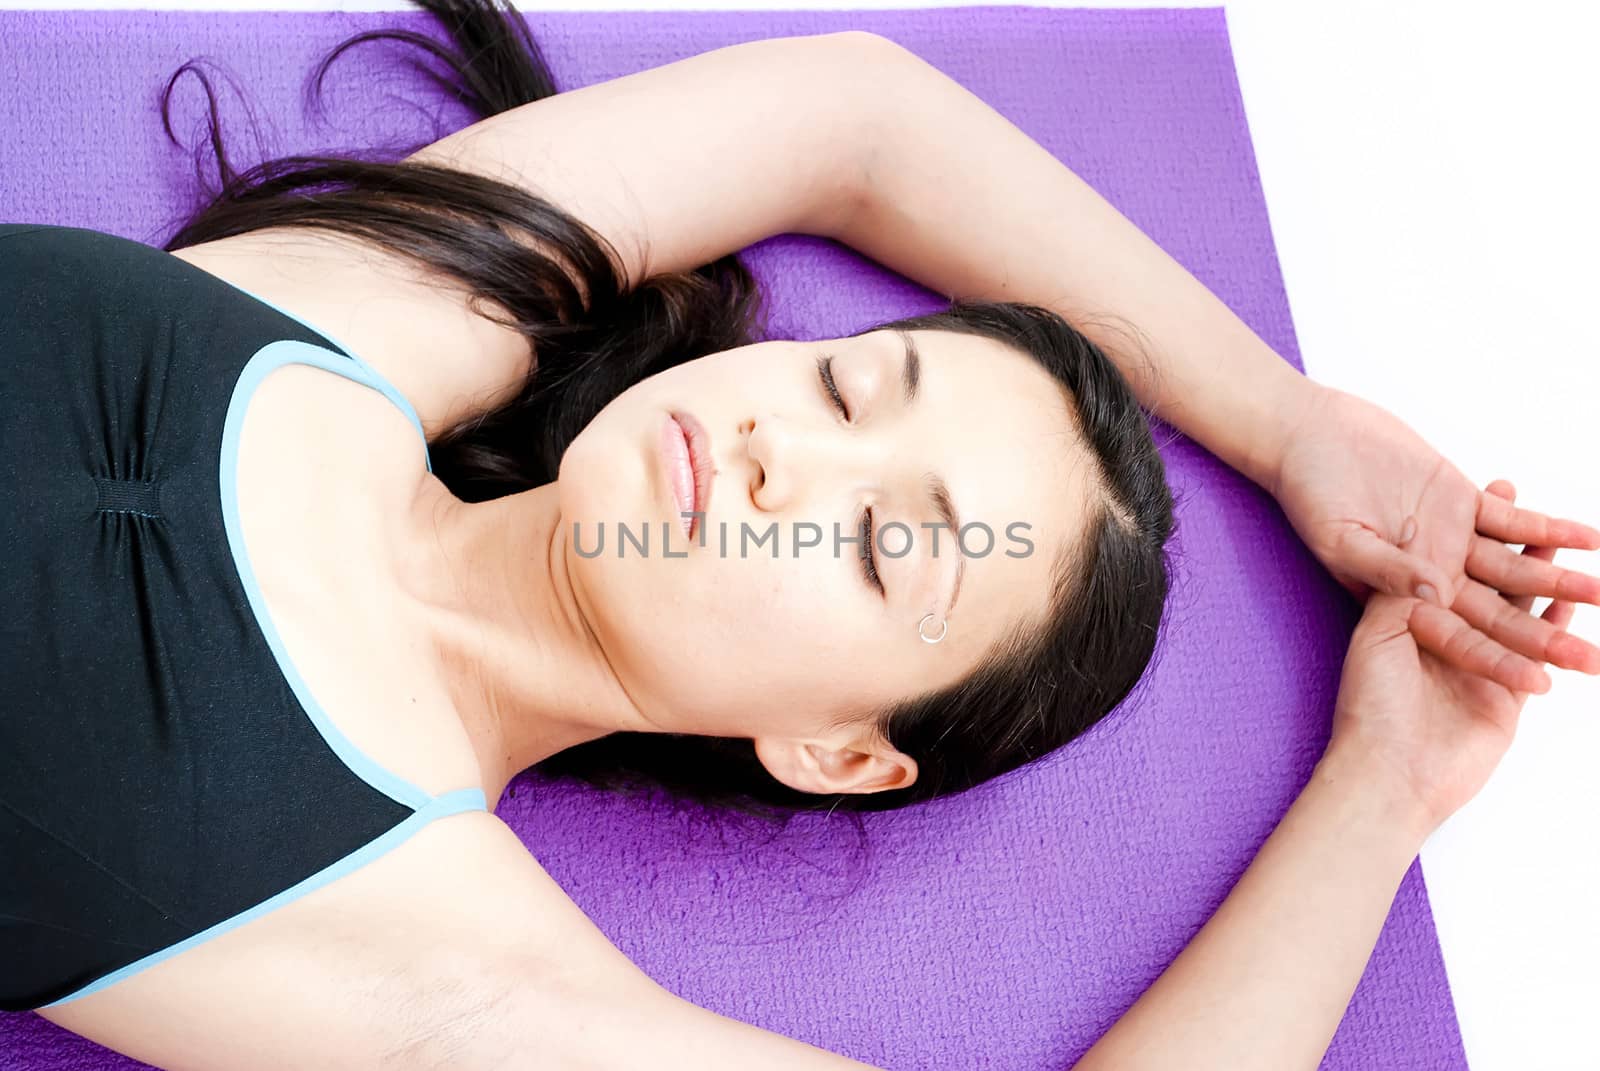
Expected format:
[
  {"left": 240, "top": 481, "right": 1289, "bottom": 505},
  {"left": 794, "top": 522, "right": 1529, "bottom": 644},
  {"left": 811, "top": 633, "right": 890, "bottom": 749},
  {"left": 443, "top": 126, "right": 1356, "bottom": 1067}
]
[{"left": 159, "top": 0, "right": 1177, "bottom": 821}]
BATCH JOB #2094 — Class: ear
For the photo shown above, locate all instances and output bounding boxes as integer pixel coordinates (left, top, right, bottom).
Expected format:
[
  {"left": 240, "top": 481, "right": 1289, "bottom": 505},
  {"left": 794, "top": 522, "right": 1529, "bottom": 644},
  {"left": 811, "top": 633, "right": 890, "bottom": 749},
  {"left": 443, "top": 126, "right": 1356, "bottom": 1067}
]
[{"left": 752, "top": 733, "right": 918, "bottom": 797}]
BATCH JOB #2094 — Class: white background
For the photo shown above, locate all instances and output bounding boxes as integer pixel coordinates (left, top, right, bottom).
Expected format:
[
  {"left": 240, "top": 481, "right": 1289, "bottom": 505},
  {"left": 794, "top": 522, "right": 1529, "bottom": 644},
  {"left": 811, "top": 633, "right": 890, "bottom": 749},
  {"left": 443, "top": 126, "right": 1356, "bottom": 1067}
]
[{"left": 3, "top": 1, "right": 1594, "bottom": 1067}]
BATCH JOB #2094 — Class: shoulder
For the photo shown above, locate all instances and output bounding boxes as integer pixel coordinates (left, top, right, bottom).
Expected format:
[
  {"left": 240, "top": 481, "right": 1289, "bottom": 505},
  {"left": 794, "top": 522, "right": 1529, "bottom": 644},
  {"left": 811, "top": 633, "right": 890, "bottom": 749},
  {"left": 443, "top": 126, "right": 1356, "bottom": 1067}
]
[
  {"left": 170, "top": 227, "right": 535, "bottom": 440},
  {"left": 32, "top": 808, "right": 603, "bottom": 1068}
]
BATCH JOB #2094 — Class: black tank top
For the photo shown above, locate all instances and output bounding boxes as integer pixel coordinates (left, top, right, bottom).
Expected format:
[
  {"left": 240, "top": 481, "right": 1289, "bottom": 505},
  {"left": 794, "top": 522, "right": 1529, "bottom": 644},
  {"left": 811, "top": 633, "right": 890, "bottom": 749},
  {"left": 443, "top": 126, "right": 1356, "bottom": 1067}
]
[{"left": 0, "top": 223, "right": 489, "bottom": 1012}]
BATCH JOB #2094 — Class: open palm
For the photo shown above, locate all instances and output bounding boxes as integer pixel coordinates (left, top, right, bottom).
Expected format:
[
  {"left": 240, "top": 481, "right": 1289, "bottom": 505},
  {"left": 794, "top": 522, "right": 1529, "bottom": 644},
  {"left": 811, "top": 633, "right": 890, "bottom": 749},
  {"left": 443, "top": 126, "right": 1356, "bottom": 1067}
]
[
  {"left": 1330, "top": 487, "right": 1580, "bottom": 828},
  {"left": 1273, "top": 384, "right": 1600, "bottom": 694}
]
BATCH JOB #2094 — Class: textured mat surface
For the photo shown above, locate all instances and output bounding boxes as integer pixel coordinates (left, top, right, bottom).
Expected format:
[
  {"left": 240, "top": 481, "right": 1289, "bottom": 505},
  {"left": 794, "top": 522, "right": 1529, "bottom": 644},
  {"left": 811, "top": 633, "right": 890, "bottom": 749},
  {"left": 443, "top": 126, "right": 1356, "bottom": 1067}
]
[{"left": 0, "top": 7, "right": 1465, "bottom": 1069}]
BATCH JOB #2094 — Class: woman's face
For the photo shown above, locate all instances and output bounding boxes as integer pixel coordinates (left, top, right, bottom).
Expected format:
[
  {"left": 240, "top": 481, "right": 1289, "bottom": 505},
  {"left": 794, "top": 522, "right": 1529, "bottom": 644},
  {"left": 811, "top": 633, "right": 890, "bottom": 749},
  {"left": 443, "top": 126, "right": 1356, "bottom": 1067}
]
[{"left": 556, "top": 328, "right": 1098, "bottom": 791}]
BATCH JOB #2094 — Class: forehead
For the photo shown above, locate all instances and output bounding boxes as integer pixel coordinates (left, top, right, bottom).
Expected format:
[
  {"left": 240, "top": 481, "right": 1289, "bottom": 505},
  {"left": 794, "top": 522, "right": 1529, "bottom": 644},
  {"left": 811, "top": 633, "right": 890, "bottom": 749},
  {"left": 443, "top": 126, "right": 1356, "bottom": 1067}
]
[{"left": 861, "top": 327, "right": 1099, "bottom": 636}]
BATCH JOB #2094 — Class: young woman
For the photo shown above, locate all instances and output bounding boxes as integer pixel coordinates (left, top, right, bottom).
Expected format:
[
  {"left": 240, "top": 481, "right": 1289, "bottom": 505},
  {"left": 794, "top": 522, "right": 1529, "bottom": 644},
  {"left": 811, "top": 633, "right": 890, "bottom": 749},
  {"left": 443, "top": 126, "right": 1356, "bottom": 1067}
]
[{"left": 3, "top": 2, "right": 1596, "bottom": 1066}]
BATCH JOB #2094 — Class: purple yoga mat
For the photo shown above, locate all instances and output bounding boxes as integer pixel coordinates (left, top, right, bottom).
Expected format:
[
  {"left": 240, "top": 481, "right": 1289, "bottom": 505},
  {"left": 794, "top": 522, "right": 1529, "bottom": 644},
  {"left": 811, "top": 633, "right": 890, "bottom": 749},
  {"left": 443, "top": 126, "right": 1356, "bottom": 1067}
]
[{"left": 0, "top": 7, "right": 1465, "bottom": 1069}]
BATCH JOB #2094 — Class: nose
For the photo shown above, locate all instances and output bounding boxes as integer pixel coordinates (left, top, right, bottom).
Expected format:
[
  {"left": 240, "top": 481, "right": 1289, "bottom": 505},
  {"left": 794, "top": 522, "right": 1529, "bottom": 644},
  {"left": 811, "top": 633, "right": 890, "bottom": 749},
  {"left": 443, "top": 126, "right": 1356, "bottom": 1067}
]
[
  {"left": 741, "top": 415, "right": 786, "bottom": 510},
  {"left": 742, "top": 412, "right": 884, "bottom": 514}
]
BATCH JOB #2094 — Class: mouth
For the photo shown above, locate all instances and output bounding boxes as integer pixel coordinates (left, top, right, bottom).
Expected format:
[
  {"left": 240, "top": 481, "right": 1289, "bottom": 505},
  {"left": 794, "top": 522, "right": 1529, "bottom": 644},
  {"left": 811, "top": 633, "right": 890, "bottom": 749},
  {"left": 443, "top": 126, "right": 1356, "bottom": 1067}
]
[{"left": 658, "top": 410, "right": 715, "bottom": 538}]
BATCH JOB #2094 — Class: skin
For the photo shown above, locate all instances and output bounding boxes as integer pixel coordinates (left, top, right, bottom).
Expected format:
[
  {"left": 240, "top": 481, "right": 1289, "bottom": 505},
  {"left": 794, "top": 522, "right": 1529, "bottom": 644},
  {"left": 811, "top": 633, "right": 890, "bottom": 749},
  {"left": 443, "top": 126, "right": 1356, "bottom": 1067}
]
[
  {"left": 25, "top": 31, "right": 1600, "bottom": 1070},
  {"left": 389, "top": 326, "right": 1102, "bottom": 804},
  {"left": 25, "top": 30, "right": 1600, "bottom": 1069}
]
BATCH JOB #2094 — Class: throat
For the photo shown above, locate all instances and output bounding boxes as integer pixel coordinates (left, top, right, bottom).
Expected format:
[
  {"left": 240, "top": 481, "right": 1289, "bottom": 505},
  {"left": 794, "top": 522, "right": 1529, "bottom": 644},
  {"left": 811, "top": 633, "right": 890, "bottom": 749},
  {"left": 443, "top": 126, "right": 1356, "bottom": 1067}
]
[{"left": 395, "top": 477, "right": 637, "bottom": 801}]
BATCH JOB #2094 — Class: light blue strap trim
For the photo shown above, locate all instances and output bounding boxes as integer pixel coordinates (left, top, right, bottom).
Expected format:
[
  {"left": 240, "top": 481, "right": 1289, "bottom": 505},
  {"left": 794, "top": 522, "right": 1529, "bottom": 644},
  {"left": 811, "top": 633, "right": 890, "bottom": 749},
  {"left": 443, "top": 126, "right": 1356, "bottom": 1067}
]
[
  {"left": 433, "top": 786, "right": 490, "bottom": 812},
  {"left": 220, "top": 340, "right": 441, "bottom": 811},
  {"left": 35, "top": 788, "right": 489, "bottom": 1010},
  {"left": 208, "top": 277, "right": 431, "bottom": 473}
]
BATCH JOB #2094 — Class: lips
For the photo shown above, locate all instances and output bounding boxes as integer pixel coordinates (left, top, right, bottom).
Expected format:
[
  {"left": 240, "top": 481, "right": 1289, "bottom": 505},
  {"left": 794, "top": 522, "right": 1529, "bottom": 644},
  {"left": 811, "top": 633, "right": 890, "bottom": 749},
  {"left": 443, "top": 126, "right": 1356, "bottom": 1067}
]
[{"left": 659, "top": 410, "right": 715, "bottom": 537}]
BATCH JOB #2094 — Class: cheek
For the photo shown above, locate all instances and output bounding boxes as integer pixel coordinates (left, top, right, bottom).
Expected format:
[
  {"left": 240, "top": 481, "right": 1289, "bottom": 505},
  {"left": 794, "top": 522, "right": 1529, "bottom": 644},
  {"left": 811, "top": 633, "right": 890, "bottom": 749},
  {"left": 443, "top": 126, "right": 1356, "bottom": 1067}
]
[
  {"left": 691, "top": 542, "right": 852, "bottom": 618},
  {"left": 694, "top": 553, "right": 884, "bottom": 689},
  {"left": 616, "top": 553, "right": 876, "bottom": 702}
]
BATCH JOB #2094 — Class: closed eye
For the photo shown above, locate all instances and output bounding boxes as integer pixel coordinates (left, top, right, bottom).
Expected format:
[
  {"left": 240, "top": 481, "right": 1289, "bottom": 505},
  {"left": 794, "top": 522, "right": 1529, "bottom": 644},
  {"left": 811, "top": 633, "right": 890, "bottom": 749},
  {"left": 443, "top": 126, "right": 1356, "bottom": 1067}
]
[
  {"left": 815, "top": 354, "right": 881, "bottom": 595},
  {"left": 815, "top": 353, "right": 850, "bottom": 422},
  {"left": 858, "top": 505, "right": 883, "bottom": 595}
]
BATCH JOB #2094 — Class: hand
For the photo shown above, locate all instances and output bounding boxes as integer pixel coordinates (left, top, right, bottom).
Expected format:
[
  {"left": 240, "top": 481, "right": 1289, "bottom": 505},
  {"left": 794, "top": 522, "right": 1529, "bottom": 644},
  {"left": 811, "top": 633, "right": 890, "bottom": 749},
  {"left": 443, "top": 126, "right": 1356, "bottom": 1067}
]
[
  {"left": 1326, "top": 485, "right": 1581, "bottom": 834},
  {"left": 1271, "top": 383, "right": 1600, "bottom": 694}
]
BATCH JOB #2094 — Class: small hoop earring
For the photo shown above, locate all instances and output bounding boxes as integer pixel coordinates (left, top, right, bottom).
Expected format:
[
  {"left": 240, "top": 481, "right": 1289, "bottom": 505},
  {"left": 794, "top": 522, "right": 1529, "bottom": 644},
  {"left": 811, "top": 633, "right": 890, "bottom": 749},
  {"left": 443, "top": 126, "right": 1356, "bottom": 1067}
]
[{"left": 918, "top": 612, "right": 947, "bottom": 644}]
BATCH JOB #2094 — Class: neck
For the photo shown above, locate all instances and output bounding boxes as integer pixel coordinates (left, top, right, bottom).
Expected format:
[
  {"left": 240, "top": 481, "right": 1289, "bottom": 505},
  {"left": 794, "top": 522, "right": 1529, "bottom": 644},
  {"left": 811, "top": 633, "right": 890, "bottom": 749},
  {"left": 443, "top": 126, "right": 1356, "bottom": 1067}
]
[{"left": 395, "top": 476, "right": 645, "bottom": 803}]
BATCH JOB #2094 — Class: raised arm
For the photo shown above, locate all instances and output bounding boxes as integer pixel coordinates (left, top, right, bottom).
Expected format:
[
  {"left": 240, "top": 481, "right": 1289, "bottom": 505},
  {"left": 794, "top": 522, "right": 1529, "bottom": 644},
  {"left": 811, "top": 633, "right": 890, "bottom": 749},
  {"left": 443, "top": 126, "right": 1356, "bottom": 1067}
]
[
  {"left": 498, "top": 751, "right": 1420, "bottom": 1071},
  {"left": 830, "top": 34, "right": 1315, "bottom": 493},
  {"left": 497, "top": 746, "right": 1425, "bottom": 1071},
  {"left": 496, "top": 763, "right": 1417, "bottom": 1071}
]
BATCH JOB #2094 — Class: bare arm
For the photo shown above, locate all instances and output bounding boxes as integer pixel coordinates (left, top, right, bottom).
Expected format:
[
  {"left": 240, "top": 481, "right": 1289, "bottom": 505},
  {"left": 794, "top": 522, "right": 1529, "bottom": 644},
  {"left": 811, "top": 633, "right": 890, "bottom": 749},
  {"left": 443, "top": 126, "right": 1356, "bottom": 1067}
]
[
  {"left": 511, "top": 977, "right": 887, "bottom": 1071},
  {"left": 496, "top": 743, "right": 1425, "bottom": 1071},
  {"left": 1074, "top": 743, "right": 1430, "bottom": 1069},
  {"left": 832, "top": 35, "right": 1318, "bottom": 493}
]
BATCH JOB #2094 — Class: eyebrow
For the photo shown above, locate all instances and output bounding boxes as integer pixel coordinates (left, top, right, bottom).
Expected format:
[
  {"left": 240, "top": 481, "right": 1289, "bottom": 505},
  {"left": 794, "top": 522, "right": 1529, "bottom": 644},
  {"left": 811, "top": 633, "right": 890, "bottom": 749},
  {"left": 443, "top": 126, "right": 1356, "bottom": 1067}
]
[
  {"left": 894, "top": 329, "right": 963, "bottom": 618},
  {"left": 898, "top": 328, "right": 921, "bottom": 403},
  {"left": 924, "top": 472, "right": 965, "bottom": 617}
]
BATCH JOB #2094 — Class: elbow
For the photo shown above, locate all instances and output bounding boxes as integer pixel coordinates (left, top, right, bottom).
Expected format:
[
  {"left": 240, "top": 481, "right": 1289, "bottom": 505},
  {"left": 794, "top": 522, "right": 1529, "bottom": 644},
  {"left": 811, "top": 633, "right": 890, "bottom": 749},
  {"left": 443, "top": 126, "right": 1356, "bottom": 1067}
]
[
  {"left": 815, "top": 28, "right": 915, "bottom": 60},
  {"left": 794, "top": 30, "right": 929, "bottom": 241}
]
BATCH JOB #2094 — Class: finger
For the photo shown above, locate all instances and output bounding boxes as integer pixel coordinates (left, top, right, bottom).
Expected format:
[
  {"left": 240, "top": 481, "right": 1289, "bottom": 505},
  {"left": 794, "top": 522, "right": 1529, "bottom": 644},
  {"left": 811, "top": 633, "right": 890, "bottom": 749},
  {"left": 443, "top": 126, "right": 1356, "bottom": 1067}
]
[
  {"left": 1482, "top": 482, "right": 1546, "bottom": 617},
  {"left": 1543, "top": 597, "right": 1577, "bottom": 632},
  {"left": 1511, "top": 599, "right": 1582, "bottom": 707},
  {"left": 1478, "top": 482, "right": 1600, "bottom": 622},
  {"left": 1481, "top": 482, "right": 1533, "bottom": 614},
  {"left": 1504, "top": 544, "right": 1558, "bottom": 613},
  {"left": 1407, "top": 598, "right": 1554, "bottom": 694},
  {"left": 1467, "top": 535, "right": 1600, "bottom": 605},
  {"left": 1476, "top": 491, "right": 1600, "bottom": 550},
  {"left": 1453, "top": 575, "right": 1600, "bottom": 675},
  {"left": 1337, "top": 525, "right": 1455, "bottom": 606},
  {"left": 1484, "top": 479, "right": 1516, "bottom": 501}
]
